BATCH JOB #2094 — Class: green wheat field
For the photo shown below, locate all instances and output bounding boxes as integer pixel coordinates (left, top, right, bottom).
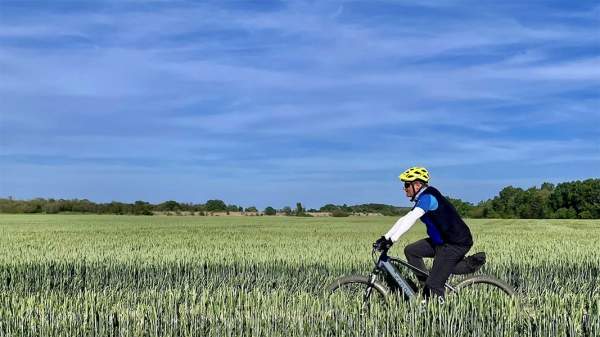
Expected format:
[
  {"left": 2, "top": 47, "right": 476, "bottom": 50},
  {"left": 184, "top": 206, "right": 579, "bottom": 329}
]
[{"left": 0, "top": 214, "right": 598, "bottom": 337}]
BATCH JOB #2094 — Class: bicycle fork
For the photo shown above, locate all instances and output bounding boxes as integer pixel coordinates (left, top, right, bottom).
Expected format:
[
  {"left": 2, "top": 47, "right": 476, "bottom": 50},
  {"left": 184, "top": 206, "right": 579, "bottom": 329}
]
[{"left": 361, "top": 268, "right": 379, "bottom": 308}]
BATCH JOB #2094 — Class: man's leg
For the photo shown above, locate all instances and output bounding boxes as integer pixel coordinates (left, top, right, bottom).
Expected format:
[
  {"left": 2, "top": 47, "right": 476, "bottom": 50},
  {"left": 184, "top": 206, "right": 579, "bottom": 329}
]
[
  {"left": 404, "top": 239, "right": 435, "bottom": 283},
  {"left": 425, "top": 244, "right": 471, "bottom": 298}
]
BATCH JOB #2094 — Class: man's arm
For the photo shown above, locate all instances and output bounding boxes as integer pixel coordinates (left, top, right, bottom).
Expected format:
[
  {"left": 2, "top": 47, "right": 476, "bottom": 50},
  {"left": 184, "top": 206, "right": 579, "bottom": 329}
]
[{"left": 383, "top": 207, "right": 426, "bottom": 242}]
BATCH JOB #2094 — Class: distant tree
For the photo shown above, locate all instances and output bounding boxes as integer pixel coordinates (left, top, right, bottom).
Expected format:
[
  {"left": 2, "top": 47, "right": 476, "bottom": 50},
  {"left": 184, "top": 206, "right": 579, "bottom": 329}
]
[
  {"left": 295, "top": 202, "right": 305, "bottom": 216},
  {"left": 192, "top": 204, "right": 206, "bottom": 212},
  {"left": 133, "top": 200, "right": 153, "bottom": 215},
  {"left": 446, "top": 197, "right": 474, "bottom": 217},
  {"left": 516, "top": 187, "right": 551, "bottom": 218},
  {"left": 320, "top": 204, "right": 339, "bottom": 212},
  {"left": 22, "top": 199, "right": 43, "bottom": 213},
  {"left": 481, "top": 202, "right": 500, "bottom": 218},
  {"left": 331, "top": 209, "right": 350, "bottom": 217},
  {"left": 360, "top": 203, "right": 405, "bottom": 216},
  {"left": 71, "top": 199, "right": 96, "bottom": 213},
  {"left": 282, "top": 206, "right": 292, "bottom": 216},
  {"left": 554, "top": 207, "right": 577, "bottom": 219},
  {"left": 493, "top": 186, "right": 524, "bottom": 218},
  {"left": 105, "top": 201, "right": 125, "bottom": 215},
  {"left": 205, "top": 200, "right": 227, "bottom": 212},
  {"left": 0, "top": 199, "right": 18, "bottom": 213},
  {"left": 540, "top": 182, "right": 555, "bottom": 191},
  {"left": 245, "top": 206, "right": 258, "bottom": 212},
  {"left": 179, "top": 202, "right": 194, "bottom": 212},
  {"left": 42, "top": 201, "right": 61, "bottom": 214},
  {"left": 226, "top": 204, "right": 240, "bottom": 212},
  {"left": 553, "top": 179, "right": 600, "bottom": 218},
  {"left": 264, "top": 206, "right": 277, "bottom": 216},
  {"left": 158, "top": 200, "right": 181, "bottom": 212}
]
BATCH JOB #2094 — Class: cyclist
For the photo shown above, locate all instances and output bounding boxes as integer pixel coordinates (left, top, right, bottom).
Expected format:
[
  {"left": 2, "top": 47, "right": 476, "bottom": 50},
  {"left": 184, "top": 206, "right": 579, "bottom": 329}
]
[{"left": 374, "top": 167, "right": 473, "bottom": 299}]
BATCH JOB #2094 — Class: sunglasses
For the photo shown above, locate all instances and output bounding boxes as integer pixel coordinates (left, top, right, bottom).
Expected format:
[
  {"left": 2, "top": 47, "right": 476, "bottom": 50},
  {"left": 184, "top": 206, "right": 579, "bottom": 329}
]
[{"left": 404, "top": 182, "right": 412, "bottom": 188}]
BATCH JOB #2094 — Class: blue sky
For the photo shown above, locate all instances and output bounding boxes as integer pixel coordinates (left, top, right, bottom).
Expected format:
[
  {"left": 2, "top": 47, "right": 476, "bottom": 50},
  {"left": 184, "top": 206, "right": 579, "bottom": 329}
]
[{"left": 1, "top": 1, "right": 599, "bottom": 209}]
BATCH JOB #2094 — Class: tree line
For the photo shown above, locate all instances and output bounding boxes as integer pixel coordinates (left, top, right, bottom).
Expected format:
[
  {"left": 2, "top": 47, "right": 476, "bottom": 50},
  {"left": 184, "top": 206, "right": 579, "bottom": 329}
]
[
  {"left": 447, "top": 179, "right": 599, "bottom": 219},
  {"left": 0, "top": 179, "right": 598, "bottom": 218},
  {"left": 0, "top": 198, "right": 250, "bottom": 216},
  {"left": 0, "top": 197, "right": 408, "bottom": 217}
]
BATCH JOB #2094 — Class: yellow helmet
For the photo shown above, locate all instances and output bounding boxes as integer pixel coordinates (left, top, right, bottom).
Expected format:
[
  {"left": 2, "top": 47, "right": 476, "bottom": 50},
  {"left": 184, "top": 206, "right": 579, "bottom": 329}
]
[{"left": 399, "top": 167, "right": 430, "bottom": 183}]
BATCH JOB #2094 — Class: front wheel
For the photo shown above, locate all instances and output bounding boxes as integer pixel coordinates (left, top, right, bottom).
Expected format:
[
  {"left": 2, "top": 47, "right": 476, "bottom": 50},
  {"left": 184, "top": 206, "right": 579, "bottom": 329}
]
[
  {"left": 327, "top": 275, "right": 389, "bottom": 308},
  {"left": 453, "top": 275, "right": 515, "bottom": 296}
]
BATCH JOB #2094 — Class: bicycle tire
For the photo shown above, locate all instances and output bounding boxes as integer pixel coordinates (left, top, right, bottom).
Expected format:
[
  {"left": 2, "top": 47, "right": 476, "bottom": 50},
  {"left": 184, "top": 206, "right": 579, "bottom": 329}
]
[
  {"left": 327, "top": 275, "right": 389, "bottom": 303},
  {"left": 453, "top": 274, "right": 515, "bottom": 296}
]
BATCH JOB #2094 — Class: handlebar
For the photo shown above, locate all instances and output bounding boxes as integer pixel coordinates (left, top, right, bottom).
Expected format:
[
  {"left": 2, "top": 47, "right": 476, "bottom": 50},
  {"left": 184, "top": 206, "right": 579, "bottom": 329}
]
[{"left": 371, "top": 245, "right": 390, "bottom": 265}]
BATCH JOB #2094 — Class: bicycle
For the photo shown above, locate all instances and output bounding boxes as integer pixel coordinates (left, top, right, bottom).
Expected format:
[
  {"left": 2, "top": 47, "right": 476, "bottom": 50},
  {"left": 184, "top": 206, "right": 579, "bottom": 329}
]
[{"left": 327, "top": 244, "right": 515, "bottom": 308}]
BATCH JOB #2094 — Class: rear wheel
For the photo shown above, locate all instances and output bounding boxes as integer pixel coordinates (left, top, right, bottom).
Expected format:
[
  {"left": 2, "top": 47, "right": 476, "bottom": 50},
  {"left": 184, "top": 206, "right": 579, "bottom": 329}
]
[
  {"left": 453, "top": 275, "right": 515, "bottom": 296},
  {"left": 327, "top": 275, "right": 388, "bottom": 310}
]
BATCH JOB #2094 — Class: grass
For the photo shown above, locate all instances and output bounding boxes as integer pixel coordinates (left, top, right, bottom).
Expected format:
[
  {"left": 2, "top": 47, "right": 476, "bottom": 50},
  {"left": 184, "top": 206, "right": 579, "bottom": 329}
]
[{"left": 0, "top": 214, "right": 598, "bottom": 336}]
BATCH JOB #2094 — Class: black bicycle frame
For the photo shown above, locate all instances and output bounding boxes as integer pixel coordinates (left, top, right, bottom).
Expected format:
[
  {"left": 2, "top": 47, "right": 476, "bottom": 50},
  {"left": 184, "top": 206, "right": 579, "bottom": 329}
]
[{"left": 374, "top": 250, "right": 456, "bottom": 300}]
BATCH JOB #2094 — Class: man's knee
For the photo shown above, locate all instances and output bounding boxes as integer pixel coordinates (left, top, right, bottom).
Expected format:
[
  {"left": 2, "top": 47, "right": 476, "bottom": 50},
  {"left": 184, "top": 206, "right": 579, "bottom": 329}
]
[{"left": 404, "top": 243, "right": 416, "bottom": 258}]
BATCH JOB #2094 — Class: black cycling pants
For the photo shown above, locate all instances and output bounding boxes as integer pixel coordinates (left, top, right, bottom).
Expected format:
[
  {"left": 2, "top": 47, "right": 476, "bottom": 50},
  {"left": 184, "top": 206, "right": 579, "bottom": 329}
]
[{"left": 404, "top": 238, "right": 471, "bottom": 298}]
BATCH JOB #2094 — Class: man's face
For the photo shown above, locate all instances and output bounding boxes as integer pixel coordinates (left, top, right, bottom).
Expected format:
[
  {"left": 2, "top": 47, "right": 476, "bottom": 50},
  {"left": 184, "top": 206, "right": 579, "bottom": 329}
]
[{"left": 404, "top": 181, "right": 423, "bottom": 198}]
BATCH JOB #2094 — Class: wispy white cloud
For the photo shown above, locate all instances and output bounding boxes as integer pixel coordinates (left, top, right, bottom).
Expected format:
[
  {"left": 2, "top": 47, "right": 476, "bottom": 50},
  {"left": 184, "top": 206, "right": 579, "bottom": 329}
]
[{"left": 478, "top": 57, "right": 600, "bottom": 81}]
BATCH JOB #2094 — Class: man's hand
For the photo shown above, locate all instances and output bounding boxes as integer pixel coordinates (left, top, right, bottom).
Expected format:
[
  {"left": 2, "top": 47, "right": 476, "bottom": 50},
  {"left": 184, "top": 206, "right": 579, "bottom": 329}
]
[{"left": 373, "top": 236, "right": 393, "bottom": 251}]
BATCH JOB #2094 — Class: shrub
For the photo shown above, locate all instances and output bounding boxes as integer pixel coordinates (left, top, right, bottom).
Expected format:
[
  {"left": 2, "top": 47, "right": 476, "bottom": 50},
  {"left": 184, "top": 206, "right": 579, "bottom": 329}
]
[{"left": 331, "top": 209, "right": 350, "bottom": 217}]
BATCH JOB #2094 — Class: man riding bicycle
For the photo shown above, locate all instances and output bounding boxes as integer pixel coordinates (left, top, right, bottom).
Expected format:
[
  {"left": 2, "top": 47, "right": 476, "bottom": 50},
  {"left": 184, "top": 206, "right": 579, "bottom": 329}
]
[{"left": 374, "top": 167, "right": 477, "bottom": 299}]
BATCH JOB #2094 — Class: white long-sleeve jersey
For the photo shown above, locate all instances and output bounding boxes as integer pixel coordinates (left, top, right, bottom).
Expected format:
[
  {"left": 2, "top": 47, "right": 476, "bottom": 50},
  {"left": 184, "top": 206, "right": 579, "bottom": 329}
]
[{"left": 384, "top": 207, "right": 426, "bottom": 242}]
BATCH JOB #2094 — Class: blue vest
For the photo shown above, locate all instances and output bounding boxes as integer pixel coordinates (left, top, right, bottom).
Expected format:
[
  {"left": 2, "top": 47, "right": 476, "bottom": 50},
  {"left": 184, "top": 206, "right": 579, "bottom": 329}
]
[{"left": 414, "top": 186, "right": 473, "bottom": 246}]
